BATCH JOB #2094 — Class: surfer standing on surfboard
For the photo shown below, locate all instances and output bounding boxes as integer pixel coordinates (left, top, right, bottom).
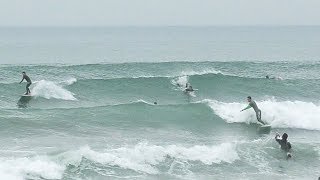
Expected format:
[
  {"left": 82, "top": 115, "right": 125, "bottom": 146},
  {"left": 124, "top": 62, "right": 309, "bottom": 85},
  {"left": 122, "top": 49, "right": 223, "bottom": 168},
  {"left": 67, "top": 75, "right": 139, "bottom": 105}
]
[
  {"left": 240, "top": 96, "right": 265, "bottom": 125},
  {"left": 19, "top": 72, "right": 32, "bottom": 95}
]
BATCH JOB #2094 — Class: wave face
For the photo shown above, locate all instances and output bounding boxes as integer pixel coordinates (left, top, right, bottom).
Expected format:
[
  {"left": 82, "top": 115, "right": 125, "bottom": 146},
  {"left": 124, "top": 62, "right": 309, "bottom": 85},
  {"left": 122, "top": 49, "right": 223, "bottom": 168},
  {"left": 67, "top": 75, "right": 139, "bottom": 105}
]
[
  {"left": 204, "top": 99, "right": 320, "bottom": 130},
  {"left": 1, "top": 61, "right": 320, "bottom": 179}
]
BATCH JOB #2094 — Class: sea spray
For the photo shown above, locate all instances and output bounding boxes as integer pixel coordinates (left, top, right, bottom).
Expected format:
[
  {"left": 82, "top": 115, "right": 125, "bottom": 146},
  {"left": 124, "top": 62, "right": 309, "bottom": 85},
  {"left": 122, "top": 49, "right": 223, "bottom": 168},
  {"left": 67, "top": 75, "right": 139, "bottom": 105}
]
[
  {"left": 58, "top": 142, "right": 239, "bottom": 174},
  {"left": 32, "top": 80, "right": 77, "bottom": 100}
]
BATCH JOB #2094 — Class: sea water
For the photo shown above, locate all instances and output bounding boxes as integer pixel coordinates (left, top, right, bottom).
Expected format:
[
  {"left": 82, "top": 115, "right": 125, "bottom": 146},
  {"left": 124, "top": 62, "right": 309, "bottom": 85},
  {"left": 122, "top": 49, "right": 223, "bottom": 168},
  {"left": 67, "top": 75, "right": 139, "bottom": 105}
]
[{"left": 0, "top": 27, "right": 319, "bottom": 180}]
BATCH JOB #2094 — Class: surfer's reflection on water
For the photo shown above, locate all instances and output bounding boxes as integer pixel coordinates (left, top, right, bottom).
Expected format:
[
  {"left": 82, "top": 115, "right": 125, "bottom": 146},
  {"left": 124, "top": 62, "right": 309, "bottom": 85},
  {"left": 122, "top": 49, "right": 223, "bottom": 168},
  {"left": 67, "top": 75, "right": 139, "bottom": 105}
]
[{"left": 17, "top": 95, "right": 32, "bottom": 108}]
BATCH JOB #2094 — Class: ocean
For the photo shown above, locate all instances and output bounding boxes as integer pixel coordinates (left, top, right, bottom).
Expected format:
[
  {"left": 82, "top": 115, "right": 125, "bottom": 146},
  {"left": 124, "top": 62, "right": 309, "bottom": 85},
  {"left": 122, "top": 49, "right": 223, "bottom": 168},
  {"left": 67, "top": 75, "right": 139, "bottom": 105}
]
[{"left": 0, "top": 27, "right": 320, "bottom": 180}]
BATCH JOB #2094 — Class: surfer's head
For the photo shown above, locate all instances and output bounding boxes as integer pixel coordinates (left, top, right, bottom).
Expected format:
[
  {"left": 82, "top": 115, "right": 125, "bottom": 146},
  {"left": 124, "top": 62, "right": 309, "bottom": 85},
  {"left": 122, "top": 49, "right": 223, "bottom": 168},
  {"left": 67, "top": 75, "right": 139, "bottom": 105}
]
[
  {"left": 22, "top": 72, "right": 26, "bottom": 75},
  {"left": 266, "top": 75, "right": 269, "bottom": 79},
  {"left": 247, "top": 96, "right": 252, "bottom": 102},
  {"left": 282, "top": 133, "right": 288, "bottom": 141}
]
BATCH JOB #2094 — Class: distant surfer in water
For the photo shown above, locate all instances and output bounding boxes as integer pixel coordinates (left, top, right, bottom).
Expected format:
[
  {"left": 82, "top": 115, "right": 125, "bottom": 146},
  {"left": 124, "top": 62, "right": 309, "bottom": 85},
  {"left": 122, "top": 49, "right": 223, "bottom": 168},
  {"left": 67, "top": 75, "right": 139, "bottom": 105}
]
[
  {"left": 275, "top": 133, "right": 292, "bottom": 159},
  {"left": 240, "top": 96, "right": 265, "bottom": 125},
  {"left": 185, "top": 83, "right": 194, "bottom": 92},
  {"left": 19, "top": 72, "right": 32, "bottom": 95},
  {"left": 266, "top": 75, "right": 283, "bottom": 80}
]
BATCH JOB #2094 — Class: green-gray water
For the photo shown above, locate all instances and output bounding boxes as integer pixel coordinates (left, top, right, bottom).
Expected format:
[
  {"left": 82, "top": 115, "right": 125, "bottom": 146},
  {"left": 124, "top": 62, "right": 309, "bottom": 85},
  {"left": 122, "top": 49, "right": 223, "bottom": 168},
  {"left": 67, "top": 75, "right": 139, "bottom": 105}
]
[{"left": 0, "top": 27, "right": 319, "bottom": 180}]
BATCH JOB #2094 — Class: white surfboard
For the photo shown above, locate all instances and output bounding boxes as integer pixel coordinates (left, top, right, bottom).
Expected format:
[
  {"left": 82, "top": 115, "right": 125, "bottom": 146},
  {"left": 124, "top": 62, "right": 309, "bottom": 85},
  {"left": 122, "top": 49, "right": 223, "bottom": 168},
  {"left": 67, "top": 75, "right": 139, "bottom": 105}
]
[
  {"left": 257, "top": 124, "right": 271, "bottom": 134},
  {"left": 260, "top": 124, "right": 271, "bottom": 129},
  {"left": 21, "top": 94, "right": 32, "bottom": 97}
]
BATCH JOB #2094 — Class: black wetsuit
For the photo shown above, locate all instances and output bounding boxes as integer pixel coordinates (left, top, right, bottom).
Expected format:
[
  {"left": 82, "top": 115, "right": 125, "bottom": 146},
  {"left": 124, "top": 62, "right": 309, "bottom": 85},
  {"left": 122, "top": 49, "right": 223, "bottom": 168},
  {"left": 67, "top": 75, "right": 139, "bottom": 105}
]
[
  {"left": 275, "top": 137, "right": 291, "bottom": 152},
  {"left": 185, "top": 86, "right": 194, "bottom": 92},
  {"left": 22, "top": 75, "right": 32, "bottom": 94}
]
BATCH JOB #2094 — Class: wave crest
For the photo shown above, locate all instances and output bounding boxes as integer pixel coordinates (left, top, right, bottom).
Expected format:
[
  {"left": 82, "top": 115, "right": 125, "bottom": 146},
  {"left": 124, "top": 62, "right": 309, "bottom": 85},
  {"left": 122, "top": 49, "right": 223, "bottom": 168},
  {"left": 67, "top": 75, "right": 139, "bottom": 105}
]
[
  {"left": 60, "top": 142, "right": 238, "bottom": 174},
  {"left": 204, "top": 99, "right": 320, "bottom": 130},
  {"left": 32, "top": 80, "right": 77, "bottom": 101}
]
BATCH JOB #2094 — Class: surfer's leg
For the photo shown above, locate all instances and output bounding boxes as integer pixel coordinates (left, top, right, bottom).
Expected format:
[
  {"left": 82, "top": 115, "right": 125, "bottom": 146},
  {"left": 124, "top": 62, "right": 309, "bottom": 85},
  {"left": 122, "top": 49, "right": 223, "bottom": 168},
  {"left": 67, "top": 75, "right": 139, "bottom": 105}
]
[
  {"left": 25, "top": 85, "right": 28, "bottom": 94},
  {"left": 256, "top": 110, "right": 265, "bottom": 125},
  {"left": 26, "top": 83, "right": 31, "bottom": 94}
]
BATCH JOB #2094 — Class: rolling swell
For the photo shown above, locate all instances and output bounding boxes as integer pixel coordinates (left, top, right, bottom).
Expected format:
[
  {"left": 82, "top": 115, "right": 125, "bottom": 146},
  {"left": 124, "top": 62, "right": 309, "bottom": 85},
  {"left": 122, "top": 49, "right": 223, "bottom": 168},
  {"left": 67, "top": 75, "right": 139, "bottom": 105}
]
[
  {"left": 5, "top": 96, "right": 320, "bottom": 132},
  {"left": 2, "top": 71, "right": 319, "bottom": 110},
  {"left": 2, "top": 101, "right": 218, "bottom": 127},
  {"left": 3, "top": 61, "right": 320, "bottom": 85},
  {"left": 66, "top": 73, "right": 320, "bottom": 102}
]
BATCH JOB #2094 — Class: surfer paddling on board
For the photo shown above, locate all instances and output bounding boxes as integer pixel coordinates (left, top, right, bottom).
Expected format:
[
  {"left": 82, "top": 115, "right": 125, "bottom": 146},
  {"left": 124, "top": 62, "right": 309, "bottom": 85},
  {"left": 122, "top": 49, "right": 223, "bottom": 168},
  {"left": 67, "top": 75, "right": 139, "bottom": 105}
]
[
  {"left": 240, "top": 96, "right": 265, "bottom": 125},
  {"left": 275, "top": 133, "right": 292, "bottom": 159},
  {"left": 19, "top": 72, "right": 32, "bottom": 95}
]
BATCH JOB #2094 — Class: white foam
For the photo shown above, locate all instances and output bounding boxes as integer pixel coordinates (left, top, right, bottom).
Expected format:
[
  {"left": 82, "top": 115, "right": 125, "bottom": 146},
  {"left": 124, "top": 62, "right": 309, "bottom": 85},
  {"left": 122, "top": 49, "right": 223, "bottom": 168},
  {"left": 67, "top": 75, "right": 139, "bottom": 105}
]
[
  {"left": 60, "top": 77, "right": 77, "bottom": 86},
  {"left": 171, "top": 76, "right": 190, "bottom": 93},
  {"left": 178, "top": 69, "right": 222, "bottom": 77},
  {"left": 0, "top": 143, "right": 238, "bottom": 178},
  {"left": 32, "top": 80, "right": 77, "bottom": 101},
  {"left": 204, "top": 99, "right": 320, "bottom": 130},
  {"left": 60, "top": 143, "right": 238, "bottom": 174},
  {"left": 0, "top": 156, "right": 64, "bottom": 180},
  {"left": 135, "top": 99, "right": 157, "bottom": 105},
  {"left": 171, "top": 76, "right": 189, "bottom": 88}
]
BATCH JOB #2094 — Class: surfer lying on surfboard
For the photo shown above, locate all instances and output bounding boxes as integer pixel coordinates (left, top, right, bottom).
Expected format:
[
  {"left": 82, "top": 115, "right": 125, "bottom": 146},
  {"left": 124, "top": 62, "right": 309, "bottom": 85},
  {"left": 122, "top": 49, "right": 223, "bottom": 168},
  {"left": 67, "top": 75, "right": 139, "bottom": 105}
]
[
  {"left": 240, "top": 96, "right": 265, "bottom": 125},
  {"left": 19, "top": 72, "right": 32, "bottom": 95},
  {"left": 275, "top": 133, "right": 292, "bottom": 159}
]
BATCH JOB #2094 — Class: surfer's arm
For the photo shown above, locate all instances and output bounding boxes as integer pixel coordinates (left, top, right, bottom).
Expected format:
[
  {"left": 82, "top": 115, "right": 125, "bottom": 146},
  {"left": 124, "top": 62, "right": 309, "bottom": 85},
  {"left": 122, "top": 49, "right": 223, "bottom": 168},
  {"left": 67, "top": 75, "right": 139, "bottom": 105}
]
[
  {"left": 275, "top": 133, "right": 281, "bottom": 143},
  {"left": 241, "top": 105, "right": 251, "bottom": 112},
  {"left": 19, "top": 77, "right": 24, "bottom": 83}
]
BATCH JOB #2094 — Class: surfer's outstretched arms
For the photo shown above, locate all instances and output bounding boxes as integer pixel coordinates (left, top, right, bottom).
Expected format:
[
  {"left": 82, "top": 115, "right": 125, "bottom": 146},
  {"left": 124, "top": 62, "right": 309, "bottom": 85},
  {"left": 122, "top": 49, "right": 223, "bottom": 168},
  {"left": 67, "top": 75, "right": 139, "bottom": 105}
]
[
  {"left": 19, "top": 72, "right": 32, "bottom": 95},
  {"left": 240, "top": 96, "right": 265, "bottom": 125},
  {"left": 275, "top": 133, "right": 292, "bottom": 159}
]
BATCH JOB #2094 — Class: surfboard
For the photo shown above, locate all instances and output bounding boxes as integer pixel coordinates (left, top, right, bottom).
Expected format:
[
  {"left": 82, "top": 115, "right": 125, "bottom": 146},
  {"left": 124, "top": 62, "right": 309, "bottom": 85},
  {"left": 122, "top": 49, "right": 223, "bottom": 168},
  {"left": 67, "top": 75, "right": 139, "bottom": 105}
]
[
  {"left": 257, "top": 124, "right": 271, "bottom": 134},
  {"left": 184, "top": 88, "right": 198, "bottom": 92},
  {"left": 20, "top": 94, "right": 33, "bottom": 99}
]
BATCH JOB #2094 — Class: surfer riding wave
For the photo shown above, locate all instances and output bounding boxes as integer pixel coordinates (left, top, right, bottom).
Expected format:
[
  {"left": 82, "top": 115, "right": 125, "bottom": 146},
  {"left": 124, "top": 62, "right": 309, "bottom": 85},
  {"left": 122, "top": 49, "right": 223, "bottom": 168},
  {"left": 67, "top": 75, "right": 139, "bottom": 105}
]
[
  {"left": 19, "top": 72, "right": 32, "bottom": 95},
  {"left": 240, "top": 96, "right": 265, "bottom": 125}
]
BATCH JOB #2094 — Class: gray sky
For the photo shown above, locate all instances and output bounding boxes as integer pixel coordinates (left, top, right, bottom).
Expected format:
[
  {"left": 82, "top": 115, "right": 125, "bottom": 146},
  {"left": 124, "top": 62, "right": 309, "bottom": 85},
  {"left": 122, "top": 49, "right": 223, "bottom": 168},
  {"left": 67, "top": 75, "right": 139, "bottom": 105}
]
[{"left": 0, "top": 0, "right": 320, "bottom": 26}]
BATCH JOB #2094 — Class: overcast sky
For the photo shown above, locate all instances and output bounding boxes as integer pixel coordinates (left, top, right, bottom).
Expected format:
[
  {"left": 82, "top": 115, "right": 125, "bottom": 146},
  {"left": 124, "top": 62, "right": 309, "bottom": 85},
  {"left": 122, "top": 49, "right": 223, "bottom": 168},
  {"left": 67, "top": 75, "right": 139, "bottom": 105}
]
[{"left": 0, "top": 0, "right": 320, "bottom": 26}]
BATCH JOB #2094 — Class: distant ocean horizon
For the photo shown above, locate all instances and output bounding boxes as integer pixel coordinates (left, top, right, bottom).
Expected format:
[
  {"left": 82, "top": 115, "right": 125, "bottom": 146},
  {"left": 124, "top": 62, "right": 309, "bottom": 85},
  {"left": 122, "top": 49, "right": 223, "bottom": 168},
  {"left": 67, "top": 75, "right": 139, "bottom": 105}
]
[{"left": 1, "top": 26, "right": 319, "bottom": 64}]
